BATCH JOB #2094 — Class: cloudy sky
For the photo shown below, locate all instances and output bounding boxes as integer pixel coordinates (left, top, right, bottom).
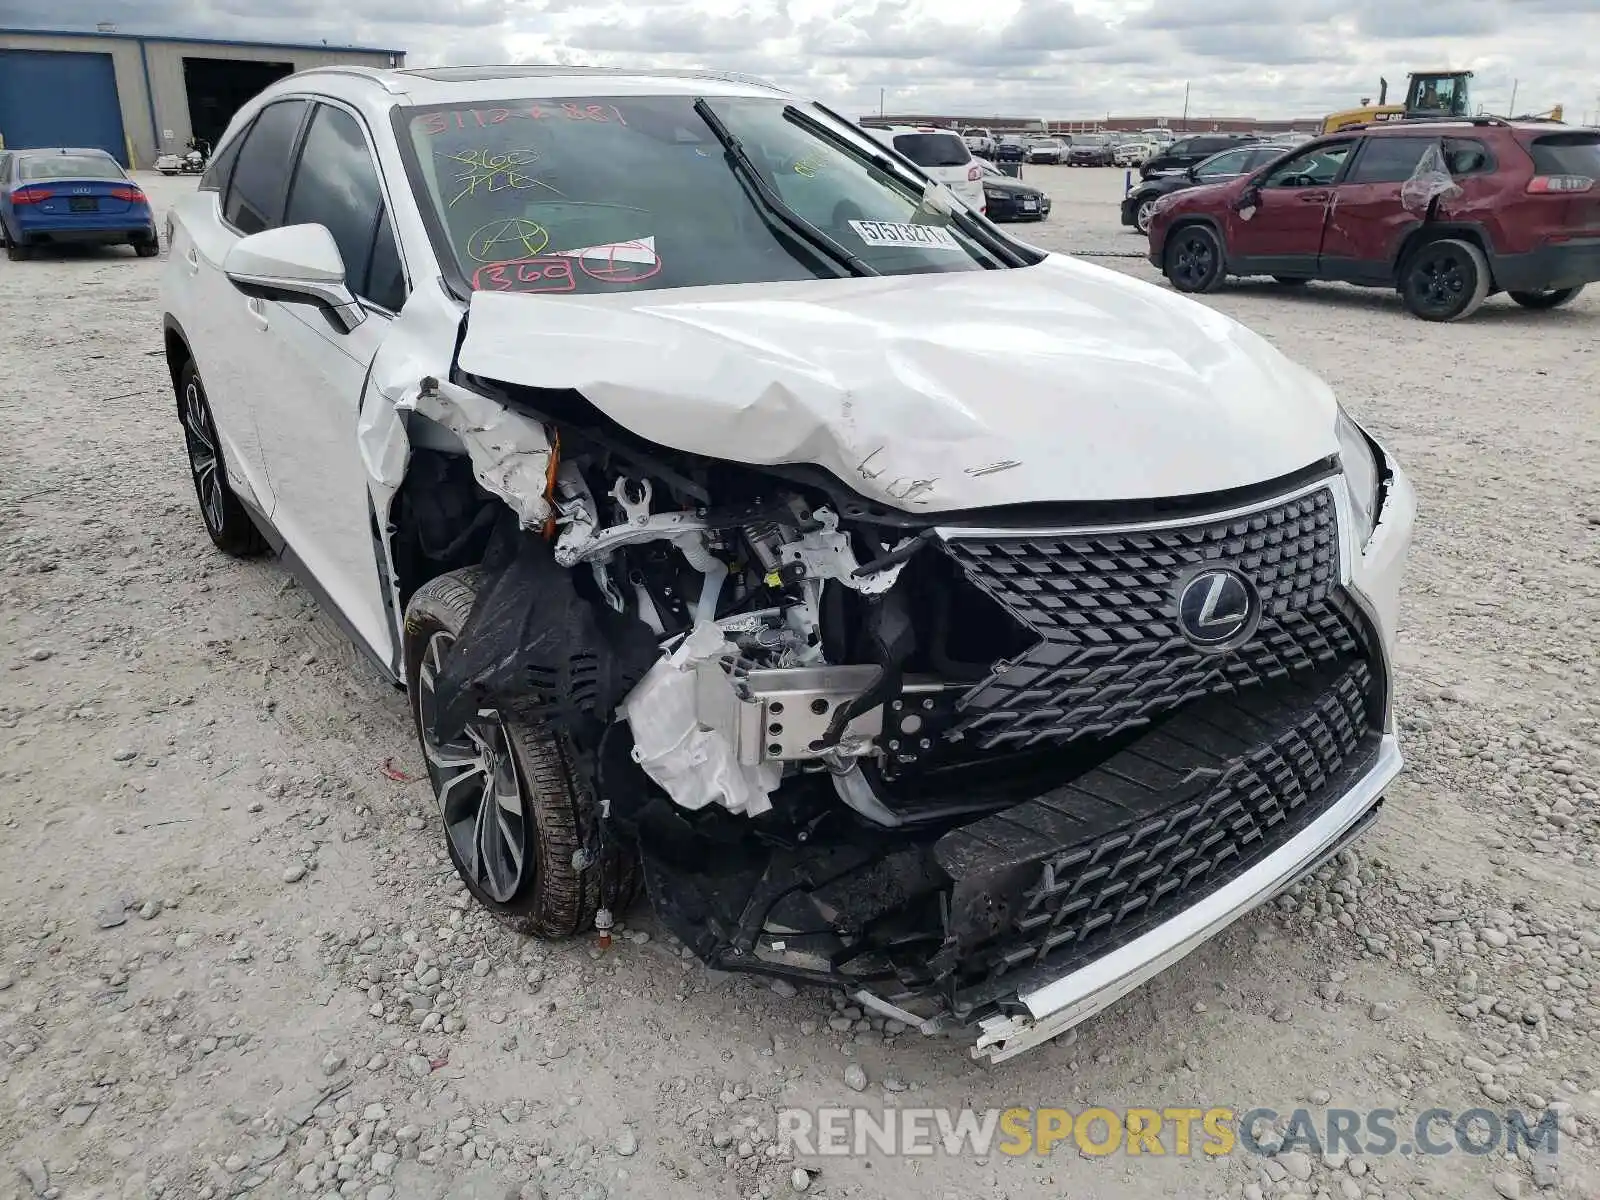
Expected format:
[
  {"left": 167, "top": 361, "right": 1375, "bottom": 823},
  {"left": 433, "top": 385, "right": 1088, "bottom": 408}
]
[{"left": 11, "top": 0, "right": 1600, "bottom": 122}]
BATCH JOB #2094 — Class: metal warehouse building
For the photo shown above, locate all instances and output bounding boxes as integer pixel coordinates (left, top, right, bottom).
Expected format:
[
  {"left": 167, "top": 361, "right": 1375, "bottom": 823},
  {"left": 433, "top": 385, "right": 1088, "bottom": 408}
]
[{"left": 0, "top": 26, "right": 404, "bottom": 168}]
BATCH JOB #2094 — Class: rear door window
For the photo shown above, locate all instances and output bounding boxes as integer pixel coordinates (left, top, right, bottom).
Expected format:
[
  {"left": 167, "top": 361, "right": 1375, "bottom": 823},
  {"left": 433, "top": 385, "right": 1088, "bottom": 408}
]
[
  {"left": 224, "top": 99, "right": 309, "bottom": 234},
  {"left": 1527, "top": 132, "right": 1600, "bottom": 178},
  {"left": 891, "top": 133, "right": 971, "bottom": 168},
  {"left": 1348, "top": 137, "right": 1432, "bottom": 184},
  {"left": 201, "top": 128, "right": 247, "bottom": 194},
  {"left": 283, "top": 103, "right": 404, "bottom": 308}
]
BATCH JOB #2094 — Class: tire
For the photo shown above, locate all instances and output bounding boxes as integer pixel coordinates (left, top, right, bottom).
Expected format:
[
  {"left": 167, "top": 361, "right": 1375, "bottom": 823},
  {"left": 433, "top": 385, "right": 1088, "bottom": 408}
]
[
  {"left": 1135, "top": 198, "right": 1157, "bottom": 235},
  {"left": 404, "top": 568, "right": 639, "bottom": 938},
  {"left": 177, "top": 360, "right": 267, "bottom": 557},
  {"left": 134, "top": 239, "right": 160, "bottom": 258},
  {"left": 1163, "top": 223, "right": 1225, "bottom": 293},
  {"left": 7, "top": 240, "right": 33, "bottom": 262},
  {"left": 1509, "top": 286, "right": 1582, "bottom": 310},
  {"left": 1272, "top": 276, "right": 1310, "bottom": 286},
  {"left": 1399, "top": 237, "right": 1490, "bottom": 322}
]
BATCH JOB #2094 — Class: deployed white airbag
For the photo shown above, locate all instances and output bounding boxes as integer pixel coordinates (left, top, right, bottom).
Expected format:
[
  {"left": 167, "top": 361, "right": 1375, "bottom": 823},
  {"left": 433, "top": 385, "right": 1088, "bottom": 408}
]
[{"left": 622, "top": 623, "right": 780, "bottom": 818}]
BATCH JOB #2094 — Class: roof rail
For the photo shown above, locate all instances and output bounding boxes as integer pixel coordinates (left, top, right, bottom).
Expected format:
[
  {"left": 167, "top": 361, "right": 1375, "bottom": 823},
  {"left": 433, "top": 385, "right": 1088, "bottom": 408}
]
[
  {"left": 395, "top": 63, "right": 783, "bottom": 92},
  {"left": 289, "top": 65, "right": 408, "bottom": 94}
]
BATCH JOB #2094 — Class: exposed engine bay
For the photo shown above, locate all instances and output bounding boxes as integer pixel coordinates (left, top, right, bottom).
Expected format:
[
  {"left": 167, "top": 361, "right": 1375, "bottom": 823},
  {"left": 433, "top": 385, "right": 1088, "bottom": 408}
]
[{"left": 397, "top": 369, "right": 1388, "bottom": 1048}]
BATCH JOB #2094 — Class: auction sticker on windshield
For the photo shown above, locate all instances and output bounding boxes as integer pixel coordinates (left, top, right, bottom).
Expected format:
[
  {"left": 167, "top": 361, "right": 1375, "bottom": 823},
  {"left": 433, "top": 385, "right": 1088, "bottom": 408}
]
[{"left": 848, "top": 220, "right": 959, "bottom": 250}]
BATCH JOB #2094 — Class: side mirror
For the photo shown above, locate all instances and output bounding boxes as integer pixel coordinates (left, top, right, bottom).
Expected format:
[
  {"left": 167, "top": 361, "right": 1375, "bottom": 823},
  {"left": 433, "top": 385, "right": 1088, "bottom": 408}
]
[{"left": 224, "top": 224, "right": 365, "bottom": 333}]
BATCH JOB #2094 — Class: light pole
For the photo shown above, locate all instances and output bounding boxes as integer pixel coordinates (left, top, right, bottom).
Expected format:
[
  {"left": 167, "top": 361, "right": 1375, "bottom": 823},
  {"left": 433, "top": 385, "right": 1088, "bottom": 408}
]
[
  {"left": 879, "top": 88, "right": 885, "bottom": 117},
  {"left": 1181, "top": 81, "right": 1190, "bottom": 131}
]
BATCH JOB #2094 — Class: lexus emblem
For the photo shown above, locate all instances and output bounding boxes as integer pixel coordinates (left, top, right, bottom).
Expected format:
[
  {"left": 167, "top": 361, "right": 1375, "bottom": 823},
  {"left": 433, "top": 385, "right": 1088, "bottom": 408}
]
[{"left": 1176, "top": 568, "right": 1258, "bottom": 649}]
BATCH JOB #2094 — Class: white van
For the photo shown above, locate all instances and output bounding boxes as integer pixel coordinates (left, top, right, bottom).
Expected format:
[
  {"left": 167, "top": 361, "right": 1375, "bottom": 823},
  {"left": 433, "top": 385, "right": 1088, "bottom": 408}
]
[{"left": 868, "top": 125, "right": 986, "bottom": 213}]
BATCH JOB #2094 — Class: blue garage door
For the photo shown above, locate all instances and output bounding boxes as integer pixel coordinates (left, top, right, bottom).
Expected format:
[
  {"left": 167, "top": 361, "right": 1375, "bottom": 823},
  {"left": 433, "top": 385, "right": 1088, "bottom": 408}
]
[{"left": 0, "top": 50, "right": 128, "bottom": 165}]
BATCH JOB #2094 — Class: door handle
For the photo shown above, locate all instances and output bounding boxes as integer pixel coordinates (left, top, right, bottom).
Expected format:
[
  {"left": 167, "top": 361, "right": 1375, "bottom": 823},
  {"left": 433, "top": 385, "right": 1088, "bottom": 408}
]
[
  {"left": 183, "top": 247, "right": 199, "bottom": 275},
  {"left": 247, "top": 297, "right": 269, "bottom": 331},
  {"left": 1300, "top": 190, "right": 1332, "bottom": 202}
]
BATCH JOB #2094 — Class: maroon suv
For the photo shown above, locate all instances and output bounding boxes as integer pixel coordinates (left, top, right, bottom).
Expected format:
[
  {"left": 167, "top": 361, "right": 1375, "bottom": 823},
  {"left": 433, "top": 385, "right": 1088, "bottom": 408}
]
[{"left": 1146, "top": 119, "right": 1600, "bottom": 320}]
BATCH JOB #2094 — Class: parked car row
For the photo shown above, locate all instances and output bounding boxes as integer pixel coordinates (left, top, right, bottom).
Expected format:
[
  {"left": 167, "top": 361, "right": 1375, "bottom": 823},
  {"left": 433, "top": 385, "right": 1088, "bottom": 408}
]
[
  {"left": 149, "top": 64, "right": 1410, "bottom": 1067},
  {"left": 1122, "top": 142, "right": 1293, "bottom": 233},
  {"left": 1139, "top": 118, "right": 1600, "bottom": 321}
]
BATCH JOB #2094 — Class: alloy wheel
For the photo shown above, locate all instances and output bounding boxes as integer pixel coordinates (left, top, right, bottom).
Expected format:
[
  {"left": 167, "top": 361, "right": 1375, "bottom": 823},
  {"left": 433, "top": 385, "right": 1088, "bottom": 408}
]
[
  {"left": 182, "top": 380, "right": 225, "bottom": 534},
  {"left": 416, "top": 631, "right": 530, "bottom": 904},
  {"left": 1171, "top": 232, "right": 1216, "bottom": 288},
  {"left": 1408, "top": 249, "right": 1468, "bottom": 317},
  {"left": 1136, "top": 200, "right": 1155, "bottom": 234}
]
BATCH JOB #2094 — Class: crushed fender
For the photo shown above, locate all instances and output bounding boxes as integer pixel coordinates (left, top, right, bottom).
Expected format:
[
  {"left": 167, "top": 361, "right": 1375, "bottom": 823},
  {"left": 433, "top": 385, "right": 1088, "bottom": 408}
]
[{"left": 398, "top": 376, "right": 556, "bottom": 530}]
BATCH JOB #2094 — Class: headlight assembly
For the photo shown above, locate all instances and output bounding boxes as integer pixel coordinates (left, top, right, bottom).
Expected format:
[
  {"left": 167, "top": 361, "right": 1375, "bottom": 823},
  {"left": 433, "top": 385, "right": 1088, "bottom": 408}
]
[{"left": 1336, "top": 405, "right": 1382, "bottom": 546}]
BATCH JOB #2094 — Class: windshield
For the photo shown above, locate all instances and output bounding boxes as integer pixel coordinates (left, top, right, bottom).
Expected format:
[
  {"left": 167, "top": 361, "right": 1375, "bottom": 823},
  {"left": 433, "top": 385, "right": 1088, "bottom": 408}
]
[
  {"left": 402, "top": 96, "right": 1012, "bottom": 296},
  {"left": 1074, "top": 135, "right": 1105, "bottom": 147},
  {"left": 19, "top": 154, "right": 125, "bottom": 181}
]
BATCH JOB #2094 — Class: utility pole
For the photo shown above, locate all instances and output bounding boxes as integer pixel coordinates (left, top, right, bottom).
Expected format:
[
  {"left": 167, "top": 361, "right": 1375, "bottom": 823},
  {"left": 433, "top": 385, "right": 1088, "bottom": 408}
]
[
  {"left": 1508, "top": 78, "right": 1519, "bottom": 116},
  {"left": 879, "top": 88, "right": 885, "bottom": 117},
  {"left": 1181, "top": 82, "right": 1190, "bottom": 132}
]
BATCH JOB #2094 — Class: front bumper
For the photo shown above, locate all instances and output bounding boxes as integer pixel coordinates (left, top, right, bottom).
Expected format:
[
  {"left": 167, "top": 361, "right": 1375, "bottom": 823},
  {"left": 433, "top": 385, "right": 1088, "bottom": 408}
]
[
  {"left": 963, "top": 461, "right": 1417, "bottom": 1061},
  {"left": 1490, "top": 238, "right": 1600, "bottom": 293},
  {"left": 972, "top": 735, "right": 1399, "bottom": 1061}
]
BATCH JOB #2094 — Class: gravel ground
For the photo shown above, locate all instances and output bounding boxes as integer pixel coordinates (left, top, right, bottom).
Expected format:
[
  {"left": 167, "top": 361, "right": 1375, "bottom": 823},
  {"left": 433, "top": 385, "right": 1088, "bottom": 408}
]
[{"left": 2, "top": 167, "right": 1598, "bottom": 1200}]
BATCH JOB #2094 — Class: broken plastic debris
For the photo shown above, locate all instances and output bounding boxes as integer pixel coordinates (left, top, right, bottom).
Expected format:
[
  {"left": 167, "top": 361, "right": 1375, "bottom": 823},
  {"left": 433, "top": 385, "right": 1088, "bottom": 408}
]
[
  {"left": 380, "top": 758, "right": 417, "bottom": 783},
  {"left": 1401, "top": 141, "right": 1464, "bottom": 216},
  {"left": 398, "top": 378, "right": 554, "bottom": 530}
]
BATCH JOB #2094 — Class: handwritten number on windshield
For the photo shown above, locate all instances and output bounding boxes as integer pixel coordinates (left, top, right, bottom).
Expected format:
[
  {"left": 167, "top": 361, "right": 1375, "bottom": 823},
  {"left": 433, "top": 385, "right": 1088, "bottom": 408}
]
[{"left": 418, "top": 104, "right": 629, "bottom": 136}]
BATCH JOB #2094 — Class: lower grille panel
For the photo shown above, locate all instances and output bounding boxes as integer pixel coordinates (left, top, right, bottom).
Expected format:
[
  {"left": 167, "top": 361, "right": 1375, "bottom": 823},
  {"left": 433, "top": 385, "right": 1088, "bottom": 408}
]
[{"left": 934, "top": 659, "right": 1380, "bottom": 1015}]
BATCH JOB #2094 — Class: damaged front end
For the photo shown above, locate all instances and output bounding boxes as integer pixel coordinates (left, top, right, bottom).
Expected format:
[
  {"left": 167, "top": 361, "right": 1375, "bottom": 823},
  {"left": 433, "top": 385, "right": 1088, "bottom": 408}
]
[{"left": 412, "top": 359, "right": 1403, "bottom": 1062}]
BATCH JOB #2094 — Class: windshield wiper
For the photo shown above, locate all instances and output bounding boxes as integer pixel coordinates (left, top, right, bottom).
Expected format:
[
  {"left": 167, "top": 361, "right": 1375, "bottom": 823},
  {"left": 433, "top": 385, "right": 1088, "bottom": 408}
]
[
  {"left": 692, "top": 97, "right": 875, "bottom": 278},
  {"left": 793, "top": 102, "right": 1033, "bottom": 270}
]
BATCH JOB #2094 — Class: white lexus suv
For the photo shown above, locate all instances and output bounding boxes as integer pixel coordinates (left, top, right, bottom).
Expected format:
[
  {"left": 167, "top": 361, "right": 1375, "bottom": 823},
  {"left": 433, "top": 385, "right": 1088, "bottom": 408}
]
[{"left": 161, "top": 64, "right": 1416, "bottom": 1062}]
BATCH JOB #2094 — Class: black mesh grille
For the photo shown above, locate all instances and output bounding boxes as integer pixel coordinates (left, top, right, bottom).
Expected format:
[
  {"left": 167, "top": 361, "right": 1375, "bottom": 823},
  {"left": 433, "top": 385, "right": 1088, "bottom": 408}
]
[
  {"left": 934, "top": 660, "right": 1378, "bottom": 1012},
  {"left": 940, "top": 486, "right": 1353, "bottom": 751}
]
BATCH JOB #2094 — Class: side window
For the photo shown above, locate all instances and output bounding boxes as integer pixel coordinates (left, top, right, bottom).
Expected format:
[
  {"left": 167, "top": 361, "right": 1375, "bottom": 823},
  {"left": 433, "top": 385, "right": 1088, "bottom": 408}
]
[
  {"left": 1443, "top": 138, "right": 1494, "bottom": 175},
  {"left": 1264, "top": 142, "right": 1354, "bottom": 188},
  {"left": 284, "top": 104, "right": 406, "bottom": 310},
  {"left": 1348, "top": 138, "right": 1431, "bottom": 184},
  {"left": 366, "top": 209, "right": 406, "bottom": 312},
  {"left": 1246, "top": 147, "right": 1286, "bottom": 170},
  {"left": 1194, "top": 149, "right": 1249, "bottom": 180},
  {"left": 200, "top": 127, "right": 247, "bottom": 194},
  {"left": 225, "top": 100, "right": 308, "bottom": 234}
]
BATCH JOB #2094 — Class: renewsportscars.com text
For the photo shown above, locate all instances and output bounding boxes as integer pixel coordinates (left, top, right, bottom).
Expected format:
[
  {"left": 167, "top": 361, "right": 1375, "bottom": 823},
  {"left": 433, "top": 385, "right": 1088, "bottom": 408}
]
[{"left": 777, "top": 1106, "right": 1561, "bottom": 1159}]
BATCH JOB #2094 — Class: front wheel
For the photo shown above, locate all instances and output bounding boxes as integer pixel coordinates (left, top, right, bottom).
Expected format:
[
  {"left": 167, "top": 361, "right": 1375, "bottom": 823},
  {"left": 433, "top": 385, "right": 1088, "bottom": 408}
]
[
  {"left": 1163, "top": 224, "right": 1225, "bottom": 293},
  {"left": 1509, "top": 286, "right": 1582, "bottom": 310},
  {"left": 1135, "top": 198, "right": 1157, "bottom": 234},
  {"left": 404, "top": 569, "right": 638, "bottom": 938},
  {"left": 1400, "top": 238, "right": 1490, "bottom": 322},
  {"left": 177, "top": 361, "right": 266, "bottom": 556}
]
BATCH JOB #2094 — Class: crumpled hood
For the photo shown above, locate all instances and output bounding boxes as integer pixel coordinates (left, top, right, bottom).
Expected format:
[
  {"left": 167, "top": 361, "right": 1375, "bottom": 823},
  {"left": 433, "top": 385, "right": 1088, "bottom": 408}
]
[{"left": 456, "top": 253, "right": 1339, "bottom": 513}]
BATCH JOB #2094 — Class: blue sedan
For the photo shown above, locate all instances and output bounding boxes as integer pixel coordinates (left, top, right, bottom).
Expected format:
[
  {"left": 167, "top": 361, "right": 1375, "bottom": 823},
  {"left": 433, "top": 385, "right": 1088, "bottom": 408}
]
[{"left": 0, "top": 147, "right": 158, "bottom": 261}]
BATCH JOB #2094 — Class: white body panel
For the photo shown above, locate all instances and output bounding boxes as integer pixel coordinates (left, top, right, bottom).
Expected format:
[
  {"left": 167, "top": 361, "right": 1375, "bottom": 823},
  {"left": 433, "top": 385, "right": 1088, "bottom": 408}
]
[{"left": 457, "top": 253, "right": 1339, "bottom": 513}]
